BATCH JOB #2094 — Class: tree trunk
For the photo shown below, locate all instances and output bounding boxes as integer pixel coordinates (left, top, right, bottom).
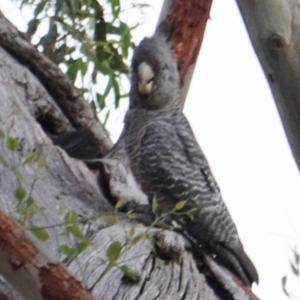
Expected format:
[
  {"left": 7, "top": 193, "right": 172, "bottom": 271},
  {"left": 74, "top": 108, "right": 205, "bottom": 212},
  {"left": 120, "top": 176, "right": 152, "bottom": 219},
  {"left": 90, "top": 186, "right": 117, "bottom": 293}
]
[{"left": 236, "top": 0, "right": 300, "bottom": 171}]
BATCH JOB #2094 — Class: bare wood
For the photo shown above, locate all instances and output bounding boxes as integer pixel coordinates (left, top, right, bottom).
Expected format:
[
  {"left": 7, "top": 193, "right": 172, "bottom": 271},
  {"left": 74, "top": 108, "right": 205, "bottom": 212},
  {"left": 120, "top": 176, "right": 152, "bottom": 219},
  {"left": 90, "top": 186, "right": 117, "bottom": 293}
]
[
  {"left": 156, "top": 0, "right": 213, "bottom": 105},
  {"left": 236, "top": 0, "right": 300, "bottom": 170}
]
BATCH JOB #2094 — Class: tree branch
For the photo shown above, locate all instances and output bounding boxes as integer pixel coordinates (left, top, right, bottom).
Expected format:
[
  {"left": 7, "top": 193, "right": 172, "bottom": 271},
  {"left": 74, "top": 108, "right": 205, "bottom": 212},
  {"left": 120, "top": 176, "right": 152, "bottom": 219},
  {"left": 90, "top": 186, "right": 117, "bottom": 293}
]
[
  {"left": 236, "top": 0, "right": 300, "bottom": 170},
  {"left": 156, "top": 0, "right": 212, "bottom": 106},
  {"left": 0, "top": 10, "right": 112, "bottom": 156}
]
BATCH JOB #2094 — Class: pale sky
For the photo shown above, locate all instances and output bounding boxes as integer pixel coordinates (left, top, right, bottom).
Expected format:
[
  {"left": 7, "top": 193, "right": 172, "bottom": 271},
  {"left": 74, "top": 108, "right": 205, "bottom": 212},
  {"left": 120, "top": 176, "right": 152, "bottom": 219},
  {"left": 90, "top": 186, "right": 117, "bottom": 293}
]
[
  {"left": 1, "top": 1, "right": 300, "bottom": 299},
  {"left": 187, "top": 2, "right": 300, "bottom": 299}
]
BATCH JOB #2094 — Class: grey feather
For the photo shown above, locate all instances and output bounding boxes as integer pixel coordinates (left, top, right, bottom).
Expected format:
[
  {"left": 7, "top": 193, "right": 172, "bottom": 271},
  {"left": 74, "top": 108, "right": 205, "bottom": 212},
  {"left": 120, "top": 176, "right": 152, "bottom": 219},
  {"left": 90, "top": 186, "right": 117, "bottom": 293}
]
[{"left": 116, "top": 36, "right": 259, "bottom": 285}]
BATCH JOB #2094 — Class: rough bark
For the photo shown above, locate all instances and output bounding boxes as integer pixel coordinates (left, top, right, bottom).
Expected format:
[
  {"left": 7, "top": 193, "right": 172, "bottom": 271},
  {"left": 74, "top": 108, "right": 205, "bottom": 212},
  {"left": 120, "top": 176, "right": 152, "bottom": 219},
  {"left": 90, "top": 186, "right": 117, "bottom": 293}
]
[
  {"left": 236, "top": 0, "right": 300, "bottom": 171},
  {"left": 0, "top": 1, "right": 258, "bottom": 299},
  {"left": 156, "top": 0, "right": 212, "bottom": 106}
]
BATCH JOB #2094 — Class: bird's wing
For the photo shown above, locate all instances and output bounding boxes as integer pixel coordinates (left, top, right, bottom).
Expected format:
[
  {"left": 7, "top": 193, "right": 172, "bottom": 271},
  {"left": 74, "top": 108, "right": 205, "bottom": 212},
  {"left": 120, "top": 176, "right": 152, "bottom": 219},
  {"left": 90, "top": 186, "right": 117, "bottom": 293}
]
[
  {"left": 140, "top": 116, "right": 222, "bottom": 216},
  {"left": 139, "top": 116, "right": 258, "bottom": 284},
  {"left": 52, "top": 128, "right": 100, "bottom": 159}
]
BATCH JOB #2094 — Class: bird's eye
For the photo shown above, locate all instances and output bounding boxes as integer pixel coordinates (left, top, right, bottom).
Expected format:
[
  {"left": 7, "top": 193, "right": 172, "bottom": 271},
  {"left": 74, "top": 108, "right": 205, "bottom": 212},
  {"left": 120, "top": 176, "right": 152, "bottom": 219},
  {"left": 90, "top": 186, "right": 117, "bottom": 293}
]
[
  {"left": 161, "top": 64, "right": 168, "bottom": 70},
  {"left": 147, "top": 76, "right": 154, "bottom": 84}
]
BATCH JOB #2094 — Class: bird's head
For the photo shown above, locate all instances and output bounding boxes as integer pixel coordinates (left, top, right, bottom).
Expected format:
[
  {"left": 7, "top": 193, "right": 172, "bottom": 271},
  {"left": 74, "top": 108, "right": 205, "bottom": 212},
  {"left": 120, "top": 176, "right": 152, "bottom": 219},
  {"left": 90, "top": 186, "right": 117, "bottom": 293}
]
[{"left": 129, "top": 37, "right": 181, "bottom": 110}]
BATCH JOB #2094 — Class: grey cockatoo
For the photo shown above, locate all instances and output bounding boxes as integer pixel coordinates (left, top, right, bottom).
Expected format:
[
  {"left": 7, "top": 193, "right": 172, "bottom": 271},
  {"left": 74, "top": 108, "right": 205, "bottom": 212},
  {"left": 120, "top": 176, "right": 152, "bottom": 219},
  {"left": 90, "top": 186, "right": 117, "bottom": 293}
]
[{"left": 117, "top": 35, "right": 258, "bottom": 286}]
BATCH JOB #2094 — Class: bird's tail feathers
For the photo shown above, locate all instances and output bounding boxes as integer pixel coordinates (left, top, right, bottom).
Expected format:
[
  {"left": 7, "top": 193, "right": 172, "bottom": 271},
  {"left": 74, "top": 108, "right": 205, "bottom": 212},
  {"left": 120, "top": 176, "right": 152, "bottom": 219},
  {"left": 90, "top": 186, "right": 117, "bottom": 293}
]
[{"left": 216, "top": 242, "right": 259, "bottom": 286}]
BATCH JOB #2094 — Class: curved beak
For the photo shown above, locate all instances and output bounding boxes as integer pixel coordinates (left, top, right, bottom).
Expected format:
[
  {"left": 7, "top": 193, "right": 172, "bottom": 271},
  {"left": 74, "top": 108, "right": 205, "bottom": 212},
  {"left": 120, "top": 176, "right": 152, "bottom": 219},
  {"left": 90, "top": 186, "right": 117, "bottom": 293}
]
[{"left": 137, "top": 62, "right": 154, "bottom": 94}]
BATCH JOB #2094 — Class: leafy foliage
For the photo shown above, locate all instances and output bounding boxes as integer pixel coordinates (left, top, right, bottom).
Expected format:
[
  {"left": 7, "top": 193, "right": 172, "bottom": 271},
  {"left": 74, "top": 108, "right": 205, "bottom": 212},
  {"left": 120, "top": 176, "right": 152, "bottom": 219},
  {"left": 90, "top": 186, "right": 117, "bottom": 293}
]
[
  {"left": 0, "top": 120, "right": 47, "bottom": 233},
  {"left": 282, "top": 247, "right": 300, "bottom": 299},
  {"left": 13, "top": 0, "right": 148, "bottom": 125}
]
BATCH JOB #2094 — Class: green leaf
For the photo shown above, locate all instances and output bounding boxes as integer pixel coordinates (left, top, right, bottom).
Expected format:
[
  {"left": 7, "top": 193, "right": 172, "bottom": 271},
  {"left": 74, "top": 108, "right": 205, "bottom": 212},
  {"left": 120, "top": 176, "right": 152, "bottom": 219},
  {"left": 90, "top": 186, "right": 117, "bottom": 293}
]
[
  {"left": 103, "top": 109, "right": 110, "bottom": 127},
  {"left": 80, "top": 88, "right": 89, "bottom": 95},
  {"left": 96, "top": 93, "right": 105, "bottom": 110},
  {"left": 178, "top": 217, "right": 186, "bottom": 224},
  {"left": 14, "top": 187, "right": 27, "bottom": 201},
  {"left": 110, "top": 0, "right": 120, "bottom": 19},
  {"left": 59, "top": 245, "right": 76, "bottom": 257},
  {"left": 293, "top": 248, "right": 300, "bottom": 264},
  {"left": 6, "top": 137, "right": 19, "bottom": 151},
  {"left": 0, "top": 154, "right": 9, "bottom": 167},
  {"left": 66, "top": 224, "right": 83, "bottom": 238},
  {"left": 58, "top": 205, "right": 66, "bottom": 215},
  {"left": 174, "top": 201, "right": 187, "bottom": 211},
  {"left": 26, "top": 196, "right": 35, "bottom": 207},
  {"left": 130, "top": 233, "right": 142, "bottom": 246},
  {"left": 55, "top": 0, "right": 63, "bottom": 15},
  {"left": 0, "top": 129, "right": 5, "bottom": 138},
  {"left": 101, "top": 215, "right": 119, "bottom": 225},
  {"left": 290, "top": 261, "right": 299, "bottom": 276},
  {"left": 106, "top": 241, "right": 121, "bottom": 264},
  {"left": 120, "top": 93, "right": 129, "bottom": 99},
  {"left": 115, "top": 199, "right": 124, "bottom": 209},
  {"left": 187, "top": 208, "right": 198, "bottom": 214},
  {"left": 37, "top": 155, "right": 46, "bottom": 168},
  {"left": 13, "top": 166, "right": 25, "bottom": 182},
  {"left": 111, "top": 76, "right": 120, "bottom": 108},
  {"left": 126, "top": 210, "right": 135, "bottom": 218},
  {"left": 64, "top": 211, "right": 78, "bottom": 224},
  {"left": 9, "top": 110, "right": 19, "bottom": 117},
  {"left": 78, "top": 58, "right": 88, "bottom": 77},
  {"left": 96, "top": 61, "right": 111, "bottom": 75},
  {"left": 187, "top": 214, "right": 194, "bottom": 221},
  {"left": 22, "top": 152, "right": 37, "bottom": 165},
  {"left": 119, "top": 22, "right": 130, "bottom": 58},
  {"left": 119, "top": 265, "right": 139, "bottom": 282},
  {"left": 76, "top": 239, "right": 92, "bottom": 254},
  {"left": 282, "top": 276, "right": 290, "bottom": 297},
  {"left": 31, "top": 226, "right": 49, "bottom": 241},
  {"left": 103, "top": 77, "right": 113, "bottom": 98},
  {"left": 186, "top": 208, "right": 198, "bottom": 221},
  {"left": 34, "top": 0, "right": 47, "bottom": 17},
  {"left": 67, "top": 59, "right": 80, "bottom": 82},
  {"left": 105, "top": 23, "right": 120, "bottom": 35},
  {"left": 129, "top": 226, "right": 135, "bottom": 236},
  {"left": 17, "top": 202, "right": 27, "bottom": 216},
  {"left": 151, "top": 195, "right": 158, "bottom": 213}
]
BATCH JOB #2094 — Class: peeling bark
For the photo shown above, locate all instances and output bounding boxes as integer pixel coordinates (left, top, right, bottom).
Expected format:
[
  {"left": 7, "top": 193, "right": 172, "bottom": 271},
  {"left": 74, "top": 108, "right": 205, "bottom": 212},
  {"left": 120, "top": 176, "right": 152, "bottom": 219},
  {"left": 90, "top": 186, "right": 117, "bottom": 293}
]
[
  {"left": 0, "top": 209, "right": 93, "bottom": 300},
  {"left": 236, "top": 0, "right": 300, "bottom": 171},
  {"left": 157, "top": 0, "right": 212, "bottom": 106}
]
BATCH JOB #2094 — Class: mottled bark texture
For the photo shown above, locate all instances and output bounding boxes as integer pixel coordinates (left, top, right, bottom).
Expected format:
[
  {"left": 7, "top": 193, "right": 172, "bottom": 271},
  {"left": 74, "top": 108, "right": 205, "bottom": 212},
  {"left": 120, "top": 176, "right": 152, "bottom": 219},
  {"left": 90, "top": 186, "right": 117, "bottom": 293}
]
[
  {"left": 236, "top": 0, "right": 300, "bottom": 171},
  {"left": 0, "top": 0, "right": 259, "bottom": 299}
]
